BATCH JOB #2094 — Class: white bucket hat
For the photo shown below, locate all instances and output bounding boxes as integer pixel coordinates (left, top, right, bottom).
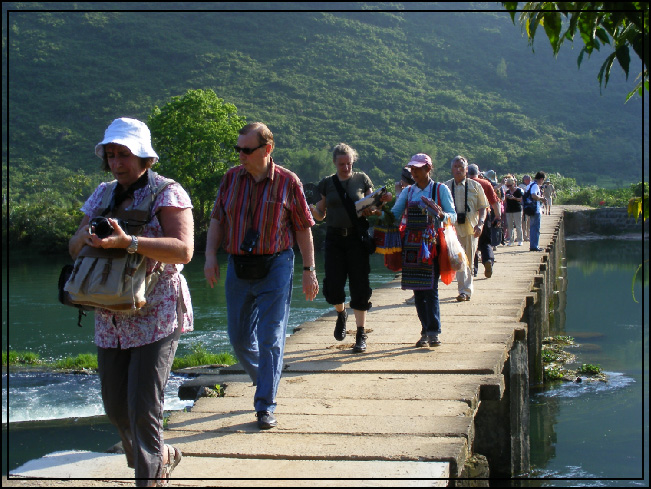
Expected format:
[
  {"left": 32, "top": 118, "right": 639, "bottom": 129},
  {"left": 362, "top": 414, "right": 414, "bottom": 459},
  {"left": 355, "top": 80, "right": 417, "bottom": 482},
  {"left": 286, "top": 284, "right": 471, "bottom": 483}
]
[{"left": 95, "top": 118, "right": 159, "bottom": 162}]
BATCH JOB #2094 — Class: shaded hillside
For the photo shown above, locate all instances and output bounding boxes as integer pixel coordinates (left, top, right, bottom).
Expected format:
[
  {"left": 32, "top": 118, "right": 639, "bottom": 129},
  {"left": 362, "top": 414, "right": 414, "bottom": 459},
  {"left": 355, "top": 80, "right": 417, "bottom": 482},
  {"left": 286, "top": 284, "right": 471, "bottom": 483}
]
[{"left": 4, "top": 2, "right": 646, "bottom": 204}]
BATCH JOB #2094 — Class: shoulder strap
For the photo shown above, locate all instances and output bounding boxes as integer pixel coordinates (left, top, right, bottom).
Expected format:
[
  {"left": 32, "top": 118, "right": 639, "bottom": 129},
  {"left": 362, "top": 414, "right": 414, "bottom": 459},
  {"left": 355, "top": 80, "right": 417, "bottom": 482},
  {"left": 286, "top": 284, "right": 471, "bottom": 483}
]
[
  {"left": 432, "top": 182, "right": 441, "bottom": 206},
  {"left": 100, "top": 171, "right": 174, "bottom": 233},
  {"left": 332, "top": 175, "right": 366, "bottom": 231}
]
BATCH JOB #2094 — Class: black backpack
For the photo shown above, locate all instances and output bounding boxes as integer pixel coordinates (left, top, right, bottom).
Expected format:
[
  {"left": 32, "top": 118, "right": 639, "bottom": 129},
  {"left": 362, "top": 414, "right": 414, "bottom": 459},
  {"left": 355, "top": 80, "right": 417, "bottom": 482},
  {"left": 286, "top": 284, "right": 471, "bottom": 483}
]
[{"left": 522, "top": 185, "right": 537, "bottom": 216}]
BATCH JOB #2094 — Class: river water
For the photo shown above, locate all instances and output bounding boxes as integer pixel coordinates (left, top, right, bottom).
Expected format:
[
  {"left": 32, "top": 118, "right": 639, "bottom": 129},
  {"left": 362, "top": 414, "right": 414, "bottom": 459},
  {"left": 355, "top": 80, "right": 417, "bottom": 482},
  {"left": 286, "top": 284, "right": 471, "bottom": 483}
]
[{"left": 2, "top": 237, "right": 648, "bottom": 484}]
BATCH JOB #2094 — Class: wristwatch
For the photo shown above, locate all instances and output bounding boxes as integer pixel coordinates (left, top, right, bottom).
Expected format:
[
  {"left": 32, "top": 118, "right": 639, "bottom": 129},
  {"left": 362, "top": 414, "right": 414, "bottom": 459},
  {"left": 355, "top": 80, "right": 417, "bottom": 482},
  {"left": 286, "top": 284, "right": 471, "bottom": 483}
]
[
  {"left": 303, "top": 266, "right": 316, "bottom": 272},
  {"left": 126, "top": 235, "right": 138, "bottom": 254}
]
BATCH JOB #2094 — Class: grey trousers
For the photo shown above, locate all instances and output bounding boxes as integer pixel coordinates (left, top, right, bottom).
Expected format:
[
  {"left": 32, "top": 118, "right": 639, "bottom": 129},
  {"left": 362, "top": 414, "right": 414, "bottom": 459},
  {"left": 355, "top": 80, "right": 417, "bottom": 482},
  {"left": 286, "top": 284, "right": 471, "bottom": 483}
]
[{"left": 97, "top": 327, "right": 180, "bottom": 486}]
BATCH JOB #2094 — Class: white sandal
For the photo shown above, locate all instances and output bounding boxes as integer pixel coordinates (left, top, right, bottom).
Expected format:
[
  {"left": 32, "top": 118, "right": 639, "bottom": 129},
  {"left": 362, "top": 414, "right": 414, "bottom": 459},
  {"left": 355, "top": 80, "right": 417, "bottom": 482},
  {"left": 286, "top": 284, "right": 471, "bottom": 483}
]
[{"left": 157, "top": 444, "right": 182, "bottom": 486}]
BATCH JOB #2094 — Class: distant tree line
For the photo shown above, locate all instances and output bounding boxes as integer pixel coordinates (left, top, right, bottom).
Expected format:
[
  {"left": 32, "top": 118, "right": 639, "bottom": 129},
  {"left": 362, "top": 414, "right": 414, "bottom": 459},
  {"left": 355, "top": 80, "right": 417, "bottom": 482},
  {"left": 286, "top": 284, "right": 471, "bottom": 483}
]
[{"left": 3, "top": 89, "right": 647, "bottom": 256}]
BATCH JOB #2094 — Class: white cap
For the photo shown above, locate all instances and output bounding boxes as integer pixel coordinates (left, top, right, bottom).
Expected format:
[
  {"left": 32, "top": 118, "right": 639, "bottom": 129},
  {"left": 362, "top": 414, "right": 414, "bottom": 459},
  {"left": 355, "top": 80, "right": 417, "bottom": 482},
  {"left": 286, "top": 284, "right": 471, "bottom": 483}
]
[{"left": 95, "top": 118, "right": 158, "bottom": 162}]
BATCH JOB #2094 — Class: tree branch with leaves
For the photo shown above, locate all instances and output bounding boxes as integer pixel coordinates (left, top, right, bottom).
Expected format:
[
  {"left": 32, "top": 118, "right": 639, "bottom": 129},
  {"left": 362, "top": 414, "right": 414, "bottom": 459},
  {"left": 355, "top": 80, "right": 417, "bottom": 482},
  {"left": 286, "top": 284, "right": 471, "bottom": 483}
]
[{"left": 503, "top": 2, "right": 649, "bottom": 101}]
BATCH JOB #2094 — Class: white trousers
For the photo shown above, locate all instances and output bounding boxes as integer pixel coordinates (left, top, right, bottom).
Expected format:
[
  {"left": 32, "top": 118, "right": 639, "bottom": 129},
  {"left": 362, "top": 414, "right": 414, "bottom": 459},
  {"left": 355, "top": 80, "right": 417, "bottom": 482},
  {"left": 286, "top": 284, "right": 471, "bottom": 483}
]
[
  {"left": 455, "top": 232, "right": 478, "bottom": 297},
  {"left": 506, "top": 211, "right": 523, "bottom": 244}
]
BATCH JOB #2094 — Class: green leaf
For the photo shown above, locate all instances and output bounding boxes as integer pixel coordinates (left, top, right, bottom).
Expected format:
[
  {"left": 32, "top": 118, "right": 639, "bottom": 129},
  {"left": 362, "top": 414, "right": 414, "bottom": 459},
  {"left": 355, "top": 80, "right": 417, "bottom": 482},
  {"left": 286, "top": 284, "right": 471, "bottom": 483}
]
[
  {"left": 615, "top": 44, "right": 631, "bottom": 79},
  {"left": 543, "top": 10, "right": 563, "bottom": 54},
  {"left": 597, "top": 52, "right": 617, "bottom": 90},
  {"left": 594, "top": 26, "right": 611, "bottom": 45}
]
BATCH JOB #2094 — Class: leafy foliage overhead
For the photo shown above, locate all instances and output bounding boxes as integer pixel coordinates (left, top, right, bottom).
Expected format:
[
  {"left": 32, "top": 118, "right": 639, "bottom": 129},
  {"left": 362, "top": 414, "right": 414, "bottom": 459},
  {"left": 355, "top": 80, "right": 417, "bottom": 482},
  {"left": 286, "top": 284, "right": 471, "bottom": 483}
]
[{"left": 503, "top": 2, "right": 649, "bottom": 101}]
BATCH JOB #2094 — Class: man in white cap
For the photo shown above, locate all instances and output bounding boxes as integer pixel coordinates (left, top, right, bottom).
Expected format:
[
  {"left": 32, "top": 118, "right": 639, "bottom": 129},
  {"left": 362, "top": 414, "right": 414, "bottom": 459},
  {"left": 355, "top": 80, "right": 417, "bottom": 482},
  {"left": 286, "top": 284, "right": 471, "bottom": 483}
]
[{"left": 445, "top": 156, "right": 489, "bottom": 301}]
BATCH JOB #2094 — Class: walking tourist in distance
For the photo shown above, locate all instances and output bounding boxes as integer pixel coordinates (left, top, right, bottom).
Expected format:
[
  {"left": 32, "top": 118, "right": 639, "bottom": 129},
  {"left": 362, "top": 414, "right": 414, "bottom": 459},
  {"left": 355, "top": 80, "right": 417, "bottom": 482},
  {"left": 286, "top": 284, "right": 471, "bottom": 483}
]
[
  {"left": 389, "top": 153, "right": 456, "bottom": 346},
  {"left": 310, "top": 143, "right": 392, "bottom": 353},
  {"left": 67, "top": 117, "right": 194, "bottom": 486},
  {"left": 526, "top": 171, "right": 548, "bottom": 252},
  {"left": 444, "top": 155, "right": 489, "bottom": 302},
  {"left": 467, "top": 164, "right": 500, "bottom": 279},
  {"left": 519, "top": 174, "right": 531, "bottom": 242},
  {"left": 542, "top": 178, "right": 557, "bottom": 215},
  {"left": 204, "top": 122, "right": 318, "bottom": 430},
  {"left": 504, "top": 176, "right": 524, "bottom": 246}
]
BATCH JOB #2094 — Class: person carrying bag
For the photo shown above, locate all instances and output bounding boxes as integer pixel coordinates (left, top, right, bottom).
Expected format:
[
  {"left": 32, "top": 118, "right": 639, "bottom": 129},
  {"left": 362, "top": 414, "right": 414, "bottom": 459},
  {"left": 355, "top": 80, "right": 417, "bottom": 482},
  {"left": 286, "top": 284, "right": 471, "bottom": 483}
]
[
  {"left": 389, "top": 154, "right": 456, "bottom": 348},
  {"left": 310, "top": 143, "right": 392, "bottom": 354}
]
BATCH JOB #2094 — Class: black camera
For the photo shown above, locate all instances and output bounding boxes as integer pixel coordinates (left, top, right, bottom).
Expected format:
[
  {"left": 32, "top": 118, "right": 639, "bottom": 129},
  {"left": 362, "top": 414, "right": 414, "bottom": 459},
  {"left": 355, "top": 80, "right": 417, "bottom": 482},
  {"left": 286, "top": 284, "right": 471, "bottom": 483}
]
[
  {"left": 457, "top": 213, "right": 466, "bottom": 225},
  {"left": 90, "top": 216, "right": 127, "bottom": 239},
  {"left": 240, "top": 229, "right": 260, "bottom": 253}
]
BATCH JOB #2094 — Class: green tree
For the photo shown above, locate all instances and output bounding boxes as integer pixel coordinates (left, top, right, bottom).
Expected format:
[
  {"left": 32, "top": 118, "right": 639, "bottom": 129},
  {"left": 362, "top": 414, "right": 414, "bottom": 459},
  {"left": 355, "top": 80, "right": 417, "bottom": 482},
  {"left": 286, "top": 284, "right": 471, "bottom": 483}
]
[
  {"left": 503, "top": 2, "right": 649, "bottom": 101},
  {"left": 148, "top": 89, "right": 246, "bottom": 231}
]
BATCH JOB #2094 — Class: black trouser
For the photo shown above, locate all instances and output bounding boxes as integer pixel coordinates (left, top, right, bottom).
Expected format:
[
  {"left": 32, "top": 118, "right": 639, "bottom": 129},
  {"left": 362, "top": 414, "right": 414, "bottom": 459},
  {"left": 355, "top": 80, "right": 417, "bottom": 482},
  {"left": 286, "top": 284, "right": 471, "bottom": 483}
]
[
  {"left": 474, "top": 217, "right": 494, "bottom": 274},
  {"left": 322, "top": 228, "right": 372, "bottom": 311}
]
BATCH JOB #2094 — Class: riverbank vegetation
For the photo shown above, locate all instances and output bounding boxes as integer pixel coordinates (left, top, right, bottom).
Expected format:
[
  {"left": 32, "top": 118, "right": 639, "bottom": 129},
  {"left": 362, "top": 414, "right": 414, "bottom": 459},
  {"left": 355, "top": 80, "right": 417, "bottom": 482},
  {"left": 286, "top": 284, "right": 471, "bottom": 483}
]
[
  {"left": 2, "top": 345, "right": 237, "bottom": 372},
  {"left": 542, "top": 335, "right": 606, "bottom": 383}
]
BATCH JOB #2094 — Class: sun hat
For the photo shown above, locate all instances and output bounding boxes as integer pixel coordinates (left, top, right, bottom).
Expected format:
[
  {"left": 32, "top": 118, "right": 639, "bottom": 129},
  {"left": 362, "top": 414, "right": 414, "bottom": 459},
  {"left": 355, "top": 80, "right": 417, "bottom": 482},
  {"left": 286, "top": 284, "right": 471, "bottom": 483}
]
[
  {"left": 95, "top": 118, "right": 159, "bottom": 162},
  {"left": 483, "top": 169, "right": 498, "bottom": 185},
  {"left": 407, "top": 153, "right": 432, "bottom": 168}
]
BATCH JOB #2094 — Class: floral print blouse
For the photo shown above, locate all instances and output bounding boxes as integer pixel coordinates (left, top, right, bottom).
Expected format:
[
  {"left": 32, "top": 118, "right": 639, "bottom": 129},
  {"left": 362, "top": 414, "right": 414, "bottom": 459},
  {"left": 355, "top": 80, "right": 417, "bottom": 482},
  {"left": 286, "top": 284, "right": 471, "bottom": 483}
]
[{"left": 81, "top": 173, "right": 194, "bottom": 349}]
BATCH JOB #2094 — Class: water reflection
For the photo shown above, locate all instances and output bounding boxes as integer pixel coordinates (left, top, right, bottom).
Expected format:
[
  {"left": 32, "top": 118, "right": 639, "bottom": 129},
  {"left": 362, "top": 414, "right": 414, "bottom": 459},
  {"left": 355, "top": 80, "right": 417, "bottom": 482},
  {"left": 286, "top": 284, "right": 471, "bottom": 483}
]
[{"left": 524, "top": 236, "right": 647, "bottom": 486}]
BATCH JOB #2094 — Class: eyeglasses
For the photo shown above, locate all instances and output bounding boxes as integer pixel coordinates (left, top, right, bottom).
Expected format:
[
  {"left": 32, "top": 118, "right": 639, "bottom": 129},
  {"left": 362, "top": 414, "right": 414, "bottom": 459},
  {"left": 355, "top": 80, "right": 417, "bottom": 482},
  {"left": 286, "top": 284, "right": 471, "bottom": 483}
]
[{"left": 234, "top": 143, "right": 266, "bottom": 155}]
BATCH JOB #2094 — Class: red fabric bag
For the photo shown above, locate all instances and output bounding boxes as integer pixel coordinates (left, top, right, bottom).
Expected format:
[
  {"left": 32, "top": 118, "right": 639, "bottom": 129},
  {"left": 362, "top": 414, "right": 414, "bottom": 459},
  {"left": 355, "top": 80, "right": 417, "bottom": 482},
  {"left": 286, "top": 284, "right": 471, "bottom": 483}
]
[{"left": 384, "top": 250, "right": 403, "bottom": 272}]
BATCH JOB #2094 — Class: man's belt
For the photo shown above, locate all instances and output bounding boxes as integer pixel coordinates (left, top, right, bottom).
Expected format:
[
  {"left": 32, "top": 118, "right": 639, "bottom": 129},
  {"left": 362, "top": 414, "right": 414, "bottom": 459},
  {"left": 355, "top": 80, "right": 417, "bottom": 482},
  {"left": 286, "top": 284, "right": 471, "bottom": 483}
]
[{"left": 328, "top": 227, "right": 357, "bottom": 237}]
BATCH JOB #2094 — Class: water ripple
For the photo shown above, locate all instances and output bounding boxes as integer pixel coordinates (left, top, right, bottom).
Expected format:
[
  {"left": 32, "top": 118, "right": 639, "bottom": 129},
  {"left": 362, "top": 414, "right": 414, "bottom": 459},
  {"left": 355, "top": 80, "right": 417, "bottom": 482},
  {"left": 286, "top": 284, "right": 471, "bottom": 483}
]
[{"left": 537, "top": 372, "right": 636, "bottom": 399}]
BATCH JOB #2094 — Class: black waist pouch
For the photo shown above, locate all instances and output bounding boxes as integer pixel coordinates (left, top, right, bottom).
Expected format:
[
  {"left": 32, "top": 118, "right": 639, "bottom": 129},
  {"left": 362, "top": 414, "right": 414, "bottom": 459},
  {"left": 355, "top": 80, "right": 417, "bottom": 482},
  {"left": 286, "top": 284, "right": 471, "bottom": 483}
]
[{"left": 232, "top": 253, "right": 279, "bottom": 280}]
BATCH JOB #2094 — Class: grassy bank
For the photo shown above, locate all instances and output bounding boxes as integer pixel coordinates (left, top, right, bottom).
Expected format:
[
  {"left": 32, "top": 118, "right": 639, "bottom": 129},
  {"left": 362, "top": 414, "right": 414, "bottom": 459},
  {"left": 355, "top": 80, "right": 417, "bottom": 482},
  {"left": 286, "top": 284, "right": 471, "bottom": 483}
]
[{"left": 3, "top": 343, "right": 237, "bottom": 372}]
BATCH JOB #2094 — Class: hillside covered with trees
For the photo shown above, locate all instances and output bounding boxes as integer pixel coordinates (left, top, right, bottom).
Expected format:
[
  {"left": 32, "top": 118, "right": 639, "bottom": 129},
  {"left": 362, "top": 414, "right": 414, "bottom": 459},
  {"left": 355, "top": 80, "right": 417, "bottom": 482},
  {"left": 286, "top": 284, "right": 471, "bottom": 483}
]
[{"left": 3, "top": 2, "right": 647, "bottom": 251}]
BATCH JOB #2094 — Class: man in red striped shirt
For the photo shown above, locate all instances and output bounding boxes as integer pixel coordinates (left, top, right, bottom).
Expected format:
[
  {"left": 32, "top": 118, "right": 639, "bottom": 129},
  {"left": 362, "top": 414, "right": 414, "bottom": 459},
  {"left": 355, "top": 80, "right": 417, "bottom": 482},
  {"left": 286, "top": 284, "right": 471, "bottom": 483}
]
[{"left": 204, "top": 122, "right": 318, "bottom": 430}]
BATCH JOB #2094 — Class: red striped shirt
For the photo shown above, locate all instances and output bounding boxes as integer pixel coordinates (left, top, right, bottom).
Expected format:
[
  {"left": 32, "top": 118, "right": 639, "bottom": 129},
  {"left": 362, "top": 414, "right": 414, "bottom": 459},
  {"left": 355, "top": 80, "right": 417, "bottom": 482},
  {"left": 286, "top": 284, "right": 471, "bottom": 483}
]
[{"left": 211, "top": 158, "right": 315, "bottom": 255}]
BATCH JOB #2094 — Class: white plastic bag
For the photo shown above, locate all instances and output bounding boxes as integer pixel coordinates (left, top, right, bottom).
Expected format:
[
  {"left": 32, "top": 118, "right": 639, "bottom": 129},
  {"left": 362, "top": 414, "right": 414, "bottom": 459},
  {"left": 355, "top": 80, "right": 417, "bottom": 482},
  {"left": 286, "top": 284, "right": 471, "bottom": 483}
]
[{"left": 443, "top": 218, "right": 469, "bottom": 272}]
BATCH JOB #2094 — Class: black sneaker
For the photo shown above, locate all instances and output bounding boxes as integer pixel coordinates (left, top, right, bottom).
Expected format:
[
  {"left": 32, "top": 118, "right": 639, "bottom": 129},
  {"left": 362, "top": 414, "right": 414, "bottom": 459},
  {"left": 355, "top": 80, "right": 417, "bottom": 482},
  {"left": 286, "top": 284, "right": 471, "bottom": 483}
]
[
  {"left": 415, "top": 334, "right": 429, "bottom": 347},
  {"left": 353, "top": 328, "right": 367, "bottom": 353},
  {"left": 334, "top": 310, "right": 348, "bottom": 341},
  {"left": 256, "top": 411, "right": 277, "bottom": 430}
]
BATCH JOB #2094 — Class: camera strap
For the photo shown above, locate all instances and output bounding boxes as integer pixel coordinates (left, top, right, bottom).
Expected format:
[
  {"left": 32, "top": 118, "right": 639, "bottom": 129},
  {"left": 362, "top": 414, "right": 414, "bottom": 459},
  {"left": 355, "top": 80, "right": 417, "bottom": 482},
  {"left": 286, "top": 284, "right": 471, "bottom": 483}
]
[
  {"left": 451, "top": 179, "right": 470, "bottom": 213},
  {"left": 244, "top": 176, "right": 270, "bottom": 233}
]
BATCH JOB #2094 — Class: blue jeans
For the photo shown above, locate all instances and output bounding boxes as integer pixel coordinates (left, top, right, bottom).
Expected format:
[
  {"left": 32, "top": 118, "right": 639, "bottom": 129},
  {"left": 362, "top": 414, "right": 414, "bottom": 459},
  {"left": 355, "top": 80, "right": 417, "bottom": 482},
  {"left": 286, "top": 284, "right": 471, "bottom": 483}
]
[
  {"left": 529, "top": 212, "right": 541, "bottom": 249},
  {"left": 225, "top": 249, "right": 294, "bottom": 413},
  {"left": 414, "top": 289, "right": 441, "bottom": 336}
]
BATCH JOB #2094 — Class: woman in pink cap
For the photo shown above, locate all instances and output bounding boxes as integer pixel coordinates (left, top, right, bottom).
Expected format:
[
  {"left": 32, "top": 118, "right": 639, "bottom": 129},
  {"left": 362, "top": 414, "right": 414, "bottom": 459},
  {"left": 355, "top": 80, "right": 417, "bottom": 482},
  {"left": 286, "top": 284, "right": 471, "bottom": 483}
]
[
  {"left": 389, "top": 154, "right": 456, "bottom": 347},
  {"left": 68, "top": 118, "right": 193, "bottom": 486}
]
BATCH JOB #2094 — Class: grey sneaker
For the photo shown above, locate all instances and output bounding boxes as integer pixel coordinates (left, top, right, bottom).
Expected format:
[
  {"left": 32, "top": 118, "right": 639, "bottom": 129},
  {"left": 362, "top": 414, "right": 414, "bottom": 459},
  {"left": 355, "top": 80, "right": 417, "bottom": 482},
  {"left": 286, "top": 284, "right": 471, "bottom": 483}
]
[
  {"left": 416, "top": 334, "right": 429, "bottom": 347},
  {"left": 256, "top": 411, "right": 277, "bottom": 430},
  {"left": 334, "top": 310, "right": 348, "bottom": 341},
  {"left": 428, "top": 335, "right": 441, "bottom": 347}
]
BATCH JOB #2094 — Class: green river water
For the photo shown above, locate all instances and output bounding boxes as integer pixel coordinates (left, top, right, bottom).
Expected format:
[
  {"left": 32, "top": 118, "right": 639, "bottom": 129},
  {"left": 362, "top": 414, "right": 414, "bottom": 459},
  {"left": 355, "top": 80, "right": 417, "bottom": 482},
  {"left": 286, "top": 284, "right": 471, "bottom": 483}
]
[{"left": 3, "top": 238, "right": 648, "bottom": 485}]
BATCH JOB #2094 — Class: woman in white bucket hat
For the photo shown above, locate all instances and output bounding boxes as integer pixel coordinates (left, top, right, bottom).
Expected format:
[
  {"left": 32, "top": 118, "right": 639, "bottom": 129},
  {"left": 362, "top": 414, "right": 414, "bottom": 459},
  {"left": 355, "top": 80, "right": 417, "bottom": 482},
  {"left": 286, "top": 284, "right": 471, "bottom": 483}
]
[{"left": 68, "top": 117, "right": 193, "bottom": 486}]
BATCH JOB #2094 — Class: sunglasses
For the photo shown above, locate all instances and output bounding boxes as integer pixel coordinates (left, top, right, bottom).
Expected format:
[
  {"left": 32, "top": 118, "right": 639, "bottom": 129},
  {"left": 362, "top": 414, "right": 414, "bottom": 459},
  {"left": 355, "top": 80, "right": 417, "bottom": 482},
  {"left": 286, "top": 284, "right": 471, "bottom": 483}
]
[{"left": 234, "top": 143, "right": 266, "bottom": 155}]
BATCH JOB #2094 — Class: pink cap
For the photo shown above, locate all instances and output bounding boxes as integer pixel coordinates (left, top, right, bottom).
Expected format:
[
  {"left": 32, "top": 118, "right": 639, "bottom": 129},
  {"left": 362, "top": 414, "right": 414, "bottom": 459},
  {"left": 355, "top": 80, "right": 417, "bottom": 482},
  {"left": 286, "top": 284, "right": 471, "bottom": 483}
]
[{"left": 407, "top": 153, "right": 432, "bottom": 167}]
